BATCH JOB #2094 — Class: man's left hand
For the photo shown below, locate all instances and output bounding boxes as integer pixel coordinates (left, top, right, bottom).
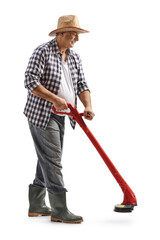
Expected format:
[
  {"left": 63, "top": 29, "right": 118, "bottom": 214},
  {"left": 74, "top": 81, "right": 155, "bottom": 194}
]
[{"left": 84, "top": 107, "right": 95, "bottom": 120}]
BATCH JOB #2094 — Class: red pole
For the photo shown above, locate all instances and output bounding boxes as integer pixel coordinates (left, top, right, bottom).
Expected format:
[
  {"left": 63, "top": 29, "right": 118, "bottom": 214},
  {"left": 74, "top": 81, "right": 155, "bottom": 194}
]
[
  {"left": 52, "top": 104, "right": 137, "bottom": 206},
  {"left": 73, "top": 110, "right": 137, "bottom": 205}
]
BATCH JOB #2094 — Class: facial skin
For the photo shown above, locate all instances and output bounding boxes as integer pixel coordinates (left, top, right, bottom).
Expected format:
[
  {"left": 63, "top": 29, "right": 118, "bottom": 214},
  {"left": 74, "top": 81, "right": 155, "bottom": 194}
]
[{"left": 56, "top": 32, "right": 79, "bottom": 52}]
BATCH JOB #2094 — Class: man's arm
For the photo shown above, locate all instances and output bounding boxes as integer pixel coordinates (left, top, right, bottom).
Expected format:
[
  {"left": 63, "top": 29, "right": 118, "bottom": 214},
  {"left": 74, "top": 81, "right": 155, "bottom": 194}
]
[
  {"left": 78, "top": 90, "right": 95, "bottom": 120},
  {"left": 31, "top": 84, "right": 68, "bottom": 110},
  {"left": 24, "top": 47, "right": 67, "bottom": 110},
  {"left": 76, "top": 56, "right": 95, "bottom": 120}
]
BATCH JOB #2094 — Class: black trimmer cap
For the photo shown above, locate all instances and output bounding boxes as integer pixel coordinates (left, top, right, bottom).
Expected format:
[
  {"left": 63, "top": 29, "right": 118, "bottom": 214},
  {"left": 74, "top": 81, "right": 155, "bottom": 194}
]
[{"left": 114, "top": 204, "right": 137, "bottom": 213}]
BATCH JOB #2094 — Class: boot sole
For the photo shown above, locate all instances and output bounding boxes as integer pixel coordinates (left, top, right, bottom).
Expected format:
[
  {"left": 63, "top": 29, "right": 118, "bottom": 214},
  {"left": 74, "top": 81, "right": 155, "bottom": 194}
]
[
  {"left": 51, "top": 217, "right": 83, "bottom": 223},
  {"left": 28, "top": 212, "right": 51, "bottom": 217}
]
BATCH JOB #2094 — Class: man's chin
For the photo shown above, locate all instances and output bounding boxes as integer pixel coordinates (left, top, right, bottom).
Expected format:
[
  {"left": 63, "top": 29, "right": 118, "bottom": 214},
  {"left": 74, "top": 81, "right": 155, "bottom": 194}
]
[
  {"left": 70, "top": 44, "right": 74, "bottom": 48},
  {"left": 70, "top": 41, "right": 75, "bottom": 48}
]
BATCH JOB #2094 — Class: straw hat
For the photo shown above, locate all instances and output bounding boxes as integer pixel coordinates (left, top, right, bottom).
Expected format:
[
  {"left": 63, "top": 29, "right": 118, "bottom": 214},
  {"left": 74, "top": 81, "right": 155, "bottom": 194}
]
[{"left": 49, "top": 15, "right": 89, "bottom": 36}]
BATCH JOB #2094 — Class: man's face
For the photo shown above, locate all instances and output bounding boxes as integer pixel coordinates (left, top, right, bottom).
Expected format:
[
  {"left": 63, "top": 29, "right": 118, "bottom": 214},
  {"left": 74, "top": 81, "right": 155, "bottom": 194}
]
[{"left": 61, "top": 32, "right": 79, "bottom": 48}]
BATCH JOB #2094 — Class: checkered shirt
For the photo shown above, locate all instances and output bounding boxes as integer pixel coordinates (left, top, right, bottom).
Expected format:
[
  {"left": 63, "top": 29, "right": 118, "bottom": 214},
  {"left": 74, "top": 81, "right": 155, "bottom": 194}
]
[{"left": 24, "top": 38, "right": 90, "bottom": 129}]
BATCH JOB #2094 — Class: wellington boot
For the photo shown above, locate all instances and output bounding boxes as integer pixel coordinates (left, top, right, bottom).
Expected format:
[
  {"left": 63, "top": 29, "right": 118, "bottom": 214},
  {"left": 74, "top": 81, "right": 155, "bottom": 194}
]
[
  {"left": 28, "top": 184, "right": 51, "bottom": 217},
  {"left": 49, "top": 192, "right": 83, "bottom": 223}
]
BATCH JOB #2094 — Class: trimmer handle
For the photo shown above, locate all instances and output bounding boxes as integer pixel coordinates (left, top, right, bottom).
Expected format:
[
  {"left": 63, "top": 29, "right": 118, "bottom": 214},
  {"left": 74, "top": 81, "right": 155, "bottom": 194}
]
[
  {"left": 52, "top": 103, "right": 91, "bottom": 127},
  {"left": 52, "top": 103, "right": 72, "bottom": 116},
  {"left": 52, "top": 103, "right": 84, "bottom": 118}
]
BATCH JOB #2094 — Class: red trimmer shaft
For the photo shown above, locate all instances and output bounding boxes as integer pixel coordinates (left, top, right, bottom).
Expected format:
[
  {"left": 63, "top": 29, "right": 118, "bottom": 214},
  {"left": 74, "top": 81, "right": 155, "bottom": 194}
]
[{"left": 52, "top": 103, "right": 137, "bottom": 212}]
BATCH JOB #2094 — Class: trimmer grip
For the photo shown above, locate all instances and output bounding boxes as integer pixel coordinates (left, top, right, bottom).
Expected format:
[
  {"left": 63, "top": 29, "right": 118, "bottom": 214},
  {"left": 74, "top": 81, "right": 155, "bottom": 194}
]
[
  {"left": 52, "top": 103, "right": 72, "bottom": 116},
  {"left": 52, "top": 103, "right": 86, "bottom": 118}
]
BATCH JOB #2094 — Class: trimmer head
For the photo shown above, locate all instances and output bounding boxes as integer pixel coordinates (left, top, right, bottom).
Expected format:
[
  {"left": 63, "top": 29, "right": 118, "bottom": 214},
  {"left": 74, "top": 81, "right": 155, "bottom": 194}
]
[{"left": 114, "top": 204, "right": 137, "bottom": 213}]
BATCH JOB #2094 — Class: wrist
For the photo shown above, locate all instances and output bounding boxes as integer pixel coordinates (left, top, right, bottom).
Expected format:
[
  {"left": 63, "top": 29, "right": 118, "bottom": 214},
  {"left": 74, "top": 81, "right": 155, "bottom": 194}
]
[
  {"left": 84, "top": 104, "right": 92, "bottom": 109},
  {"left": 49, "top": 93, "right": 59, "bottom": 104}
]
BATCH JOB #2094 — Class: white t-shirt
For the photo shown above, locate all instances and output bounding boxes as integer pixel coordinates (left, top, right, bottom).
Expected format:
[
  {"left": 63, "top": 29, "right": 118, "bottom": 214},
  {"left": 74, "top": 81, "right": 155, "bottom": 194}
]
[{"left": 52, "top": 59, "right": 75, "bottom": 115}]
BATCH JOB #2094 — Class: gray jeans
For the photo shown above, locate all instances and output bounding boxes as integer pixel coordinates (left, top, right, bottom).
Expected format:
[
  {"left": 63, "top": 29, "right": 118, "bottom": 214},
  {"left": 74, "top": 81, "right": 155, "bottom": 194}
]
[{"left": 28, "top": 113, "right": 67, "bottom": 194}]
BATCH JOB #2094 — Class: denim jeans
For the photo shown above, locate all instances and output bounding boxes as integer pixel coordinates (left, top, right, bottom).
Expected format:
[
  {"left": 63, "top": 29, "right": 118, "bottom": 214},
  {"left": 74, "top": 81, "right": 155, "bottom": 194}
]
[{"left": 28, "top": 113, "right": 67, "bottom": 194}]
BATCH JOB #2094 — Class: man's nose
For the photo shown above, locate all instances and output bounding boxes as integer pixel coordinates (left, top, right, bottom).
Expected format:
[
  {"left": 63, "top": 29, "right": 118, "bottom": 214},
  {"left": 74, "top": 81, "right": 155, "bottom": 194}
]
[{"left": 75, "top": 35, "right": 79, "bottom": 41}]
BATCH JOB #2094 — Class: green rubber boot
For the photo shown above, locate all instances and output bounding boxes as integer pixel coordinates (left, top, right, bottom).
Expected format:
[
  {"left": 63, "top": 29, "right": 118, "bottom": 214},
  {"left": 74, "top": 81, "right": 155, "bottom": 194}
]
[
  {"left": 28, "top": 184, "right": 51, "bottom": 217},
  {"left": 49, "top": 192, "right": 83, "bottom": 223}
]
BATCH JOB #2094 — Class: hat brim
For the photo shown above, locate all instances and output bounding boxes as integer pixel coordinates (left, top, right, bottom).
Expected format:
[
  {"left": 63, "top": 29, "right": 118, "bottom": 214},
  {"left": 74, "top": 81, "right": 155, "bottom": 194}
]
[{"left": 49, "top": 26, "right": 89, "bottom": 36}]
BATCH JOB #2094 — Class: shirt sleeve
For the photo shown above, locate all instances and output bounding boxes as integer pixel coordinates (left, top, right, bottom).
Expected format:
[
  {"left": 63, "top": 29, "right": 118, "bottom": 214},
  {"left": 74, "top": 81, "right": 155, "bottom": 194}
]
[
  {"left": 24, "top": 47, "right": 45, "bottom": 91},
  {"left": 77, "top": 57, "right": 90, "bottom": 95}
]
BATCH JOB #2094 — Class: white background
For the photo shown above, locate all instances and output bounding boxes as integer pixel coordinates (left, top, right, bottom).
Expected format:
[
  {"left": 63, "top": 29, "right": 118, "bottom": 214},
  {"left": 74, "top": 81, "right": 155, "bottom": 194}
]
[{"left": 1, "top": 0, "right": 160, "bottom": 239}]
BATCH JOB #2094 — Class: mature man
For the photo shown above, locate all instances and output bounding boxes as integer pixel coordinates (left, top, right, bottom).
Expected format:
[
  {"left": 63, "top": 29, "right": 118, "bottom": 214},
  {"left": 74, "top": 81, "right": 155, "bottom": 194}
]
[{"left": 24, "top": 15, "right": 94, "bottom": 223}]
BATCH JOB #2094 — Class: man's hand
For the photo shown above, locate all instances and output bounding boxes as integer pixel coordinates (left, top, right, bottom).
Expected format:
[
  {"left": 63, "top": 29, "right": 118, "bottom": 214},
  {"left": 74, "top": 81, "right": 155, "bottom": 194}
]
[
  {"left": 84, "top": 106, "right": 95, "bottom": 120},
  {"left": 54, "top": 96, "right": 68, "bottom": 110}
]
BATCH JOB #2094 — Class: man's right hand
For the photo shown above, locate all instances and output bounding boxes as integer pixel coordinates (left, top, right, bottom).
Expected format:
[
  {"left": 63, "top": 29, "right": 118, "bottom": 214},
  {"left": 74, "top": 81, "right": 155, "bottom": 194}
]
[{"left": 53, "top": 96, "right": 68, "bottom": 110}]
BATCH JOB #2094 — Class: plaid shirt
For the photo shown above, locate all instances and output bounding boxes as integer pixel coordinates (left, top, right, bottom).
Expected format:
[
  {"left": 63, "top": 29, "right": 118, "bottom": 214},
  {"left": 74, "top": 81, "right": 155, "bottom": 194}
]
[{"left": 24, "top": 38, "right": 90, "bottom": 129}]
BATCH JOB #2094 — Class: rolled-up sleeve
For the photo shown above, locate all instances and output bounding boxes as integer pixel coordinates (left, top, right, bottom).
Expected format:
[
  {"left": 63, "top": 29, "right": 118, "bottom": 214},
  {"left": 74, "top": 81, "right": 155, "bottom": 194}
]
[
  {"left": 77, "top": 57, "right": 90, "bottom": 95},
  {"left": 24, "top": 47, "right": 45, "bottom": 91}
]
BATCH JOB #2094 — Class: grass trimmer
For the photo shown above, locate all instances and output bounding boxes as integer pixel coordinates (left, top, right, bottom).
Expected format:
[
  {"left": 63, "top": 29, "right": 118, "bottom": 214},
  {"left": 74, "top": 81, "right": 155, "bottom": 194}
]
[{"left": 52, "top": 103, "right": 137, "bottom": 213}]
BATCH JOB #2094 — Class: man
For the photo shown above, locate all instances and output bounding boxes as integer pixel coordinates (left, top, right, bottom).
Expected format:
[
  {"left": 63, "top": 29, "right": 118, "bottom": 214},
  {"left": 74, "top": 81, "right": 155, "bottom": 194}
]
[{"left": 24, "top": 15, "right": 95, "bottom": 223}]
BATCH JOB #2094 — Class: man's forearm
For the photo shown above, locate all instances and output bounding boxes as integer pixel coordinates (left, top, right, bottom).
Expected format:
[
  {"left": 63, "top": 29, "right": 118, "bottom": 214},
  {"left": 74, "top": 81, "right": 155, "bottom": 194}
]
[
  {"left": 31, "top": 84, "right": 68, "bottom": 110},
  {"left": 31, "top": 84, "right": 57, "bottom": 103},
  {"left": 78, "top": 90, "right": 92, "bottom": 108},
  {"left": 78, "top": 90, "right": 95, "bottom": 120}
]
